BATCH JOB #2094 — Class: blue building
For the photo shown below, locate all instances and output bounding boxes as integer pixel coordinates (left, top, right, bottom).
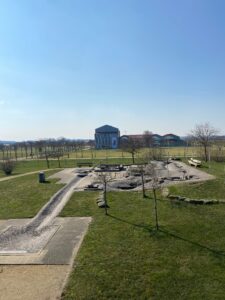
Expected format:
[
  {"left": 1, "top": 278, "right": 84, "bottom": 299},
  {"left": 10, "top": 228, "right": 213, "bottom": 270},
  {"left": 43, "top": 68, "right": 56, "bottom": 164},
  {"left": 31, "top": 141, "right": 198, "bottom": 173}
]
[{"left": 95, "top": 125, "right": 120, "bottom": 149}]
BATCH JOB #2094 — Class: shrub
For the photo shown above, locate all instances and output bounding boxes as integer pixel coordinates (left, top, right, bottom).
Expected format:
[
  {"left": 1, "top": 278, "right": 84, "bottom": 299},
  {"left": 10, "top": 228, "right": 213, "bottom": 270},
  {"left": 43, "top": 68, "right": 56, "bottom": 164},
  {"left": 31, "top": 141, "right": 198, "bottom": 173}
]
[{"left": 0, "top": 159, "right": 16, "bottom": 175}]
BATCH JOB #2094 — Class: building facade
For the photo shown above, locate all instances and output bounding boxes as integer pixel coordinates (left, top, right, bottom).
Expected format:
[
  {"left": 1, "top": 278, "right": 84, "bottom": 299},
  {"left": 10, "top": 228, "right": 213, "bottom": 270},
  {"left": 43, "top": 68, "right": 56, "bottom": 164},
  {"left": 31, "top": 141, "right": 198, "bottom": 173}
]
[
  {"left": 120, "top": 133, "right": 184, "bottom": 147},
  {"left": 95, "top": 125, "right": 120, "bottom": 149}
]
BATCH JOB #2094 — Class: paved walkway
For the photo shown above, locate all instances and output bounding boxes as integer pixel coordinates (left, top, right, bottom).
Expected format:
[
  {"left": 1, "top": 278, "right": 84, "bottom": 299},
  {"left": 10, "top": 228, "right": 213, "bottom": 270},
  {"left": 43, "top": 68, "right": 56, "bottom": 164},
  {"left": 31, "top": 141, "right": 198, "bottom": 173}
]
[
  {"left": 0, "top": 217, "right": 91, "bottom": 265},
  {"left": 0, "top": 168, "right": 60, "bottom": 182}
]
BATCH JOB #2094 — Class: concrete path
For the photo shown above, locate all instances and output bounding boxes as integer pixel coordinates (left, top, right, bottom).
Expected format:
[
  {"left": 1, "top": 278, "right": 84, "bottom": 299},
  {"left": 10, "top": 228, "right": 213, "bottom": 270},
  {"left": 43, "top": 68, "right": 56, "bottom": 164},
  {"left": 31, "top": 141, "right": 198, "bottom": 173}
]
[
  {"left": 0, "top": 171, "right": 93, "bottom": 299},
  {"left": 0, "top": 174, "right": 89, "bottom": 253},
  {"left": 0, "top": 168, "right": 60, "bottom": 182},
  {"left": 0, "top": 217, "right": 91, "bottom": 265}
]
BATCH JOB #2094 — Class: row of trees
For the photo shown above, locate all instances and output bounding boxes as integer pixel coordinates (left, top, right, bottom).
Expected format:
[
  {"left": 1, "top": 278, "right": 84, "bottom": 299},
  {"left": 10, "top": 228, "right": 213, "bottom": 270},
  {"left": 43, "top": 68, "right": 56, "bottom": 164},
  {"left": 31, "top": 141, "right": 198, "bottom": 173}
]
[{"left": 0, "top": 138, "right": 94, "bottom": 160}]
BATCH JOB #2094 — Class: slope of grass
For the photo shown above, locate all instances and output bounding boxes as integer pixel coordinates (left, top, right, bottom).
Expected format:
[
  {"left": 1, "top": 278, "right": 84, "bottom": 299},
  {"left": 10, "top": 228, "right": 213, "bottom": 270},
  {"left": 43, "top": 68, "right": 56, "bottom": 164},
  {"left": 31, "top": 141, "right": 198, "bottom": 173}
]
[
  {"left": 0, "top": 170, "right": 63, "bottom": 219},
  {"left": 61, "top": 190, "right": 225, "bottom": 300},
  {"left": 169, "top": 161, "right": 225, "bottom": 200}
]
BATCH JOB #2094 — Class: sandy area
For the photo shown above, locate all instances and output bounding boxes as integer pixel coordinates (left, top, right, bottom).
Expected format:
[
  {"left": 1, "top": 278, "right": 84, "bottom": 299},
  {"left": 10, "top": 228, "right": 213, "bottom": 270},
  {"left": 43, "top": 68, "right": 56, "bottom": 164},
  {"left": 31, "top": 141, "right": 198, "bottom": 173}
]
[{"left": 0, "top": 265, "right": 69, "bottom": 300}]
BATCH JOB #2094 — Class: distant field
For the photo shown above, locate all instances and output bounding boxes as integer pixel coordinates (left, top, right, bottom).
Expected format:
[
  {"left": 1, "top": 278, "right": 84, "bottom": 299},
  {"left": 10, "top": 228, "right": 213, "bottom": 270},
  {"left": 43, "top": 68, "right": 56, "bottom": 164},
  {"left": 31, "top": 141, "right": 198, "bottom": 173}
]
[
  {"left": 0, "top": 146, "right": 208, "bottom": 161},
  {"left": 61, "top": 172, "right": 225, "bottom": 299},
  {"left": 65, "top": 147, "right": 199, "bottom": 159}
]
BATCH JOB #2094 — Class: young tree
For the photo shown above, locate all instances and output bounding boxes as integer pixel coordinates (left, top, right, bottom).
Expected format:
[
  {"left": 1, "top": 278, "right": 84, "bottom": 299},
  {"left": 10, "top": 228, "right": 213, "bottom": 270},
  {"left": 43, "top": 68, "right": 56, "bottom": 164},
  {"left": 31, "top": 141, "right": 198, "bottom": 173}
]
[
  {"left": 97, "top": 172, "right": 112, "bottom": 215},
  {"left": 146, "top": 163, "right": 160, "bottom": 230},
  {"left": 129, "top": 164, "right": 147, "bottom": 198},
  {"left": 190, "top": 122, "right": 219, "bottom": 162}
]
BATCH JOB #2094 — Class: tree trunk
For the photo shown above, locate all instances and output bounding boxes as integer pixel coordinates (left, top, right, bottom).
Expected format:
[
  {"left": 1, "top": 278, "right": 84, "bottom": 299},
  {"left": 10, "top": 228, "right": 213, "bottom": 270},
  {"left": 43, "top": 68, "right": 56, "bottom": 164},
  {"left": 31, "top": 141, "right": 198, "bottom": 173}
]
[
  {"left": 45, "top": 153, "right": 50, "bottom": 169},
  {"left": 104, "top": 181, "right": 108, "bottom": 215},
  {"left": 15, "top": 149, "right": 18, "bottom": 161},
  {"left": 204, "top": 145, "right": 208, "bottom": 162},
  {"left": 132, "top": 152, "right": 135, "bottom": 164},
  {"left": 25, "top": 147, "right": 28, "bottom": 159},
  {"left": 141, "top": 173, "right": 146, "bottom": 198},
  {"left": 30, "top": 145, "right": 33, "bottom": 159},
  {"left": 153, "top": 188, "right": 159, "bottom": 230},
  {"left": 57, "top": 156, "right": 61, "bottom": 168}
]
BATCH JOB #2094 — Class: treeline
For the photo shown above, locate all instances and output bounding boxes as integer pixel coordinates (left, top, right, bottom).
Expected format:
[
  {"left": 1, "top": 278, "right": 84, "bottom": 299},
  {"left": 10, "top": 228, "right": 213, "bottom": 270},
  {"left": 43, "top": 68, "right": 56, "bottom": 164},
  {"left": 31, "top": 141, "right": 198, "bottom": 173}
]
[{"left": 0, "top": 138, "right": 94, "bottom": 160}]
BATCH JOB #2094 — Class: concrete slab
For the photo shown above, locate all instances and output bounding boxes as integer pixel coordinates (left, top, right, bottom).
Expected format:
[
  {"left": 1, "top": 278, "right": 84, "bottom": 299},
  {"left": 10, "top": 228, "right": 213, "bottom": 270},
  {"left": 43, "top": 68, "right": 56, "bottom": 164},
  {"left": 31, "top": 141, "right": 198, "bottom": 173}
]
[
  {"left": 47, "top": 168, "right": 78, "bottom": 184},
  {"left": 0, "top": 217, "right": 91, "bottom": 265}
]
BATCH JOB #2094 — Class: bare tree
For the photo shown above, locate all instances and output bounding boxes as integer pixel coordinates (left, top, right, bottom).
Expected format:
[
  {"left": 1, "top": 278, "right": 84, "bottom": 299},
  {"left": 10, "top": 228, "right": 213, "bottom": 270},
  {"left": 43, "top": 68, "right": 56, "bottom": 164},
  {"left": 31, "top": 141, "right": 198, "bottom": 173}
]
[
  {"left": 143, "top": 130, "right": 153, "bottom": 148},
  {"left": 190, "top": 122, "right": 219, "bottom": 162},
  {"left": 0, "top": 144, "right": 5, "bottom": 159},
  {"left": 97, "top": 172, "right": 112, "bottom": 215},
  {"left": 120, "top": 137, "right": 141, "bottom": 164},
  {"left": 13, "top": 143, "right": 18, "bottom": 161},
  {"left": 146, "top": 163, "right": 160, "bottom": 230},
  {"left": 129, "top": 164, "right": 147, "bottom": 198}
]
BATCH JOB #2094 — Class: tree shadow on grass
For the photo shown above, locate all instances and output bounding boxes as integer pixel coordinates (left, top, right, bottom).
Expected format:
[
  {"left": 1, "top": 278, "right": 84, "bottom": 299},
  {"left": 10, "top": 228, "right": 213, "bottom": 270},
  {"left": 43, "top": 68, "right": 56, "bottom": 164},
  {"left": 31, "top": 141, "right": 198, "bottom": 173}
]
[
  {"left": 159, "top": 227, "right": 225, "bottom": 257},
  {"left": 108, "top": 213, "right": 153, "bottom": 232},
  {"left": 108, "top": 214, "right": 225, "bottom": 257}
]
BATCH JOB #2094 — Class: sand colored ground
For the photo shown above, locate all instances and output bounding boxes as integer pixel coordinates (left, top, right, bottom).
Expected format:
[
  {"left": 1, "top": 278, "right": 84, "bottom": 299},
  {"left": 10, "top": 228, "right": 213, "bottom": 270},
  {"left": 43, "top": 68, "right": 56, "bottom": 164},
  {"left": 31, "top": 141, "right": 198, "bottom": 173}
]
[{"left": 0, "top": 265, "right": 69, "bottom": 300}]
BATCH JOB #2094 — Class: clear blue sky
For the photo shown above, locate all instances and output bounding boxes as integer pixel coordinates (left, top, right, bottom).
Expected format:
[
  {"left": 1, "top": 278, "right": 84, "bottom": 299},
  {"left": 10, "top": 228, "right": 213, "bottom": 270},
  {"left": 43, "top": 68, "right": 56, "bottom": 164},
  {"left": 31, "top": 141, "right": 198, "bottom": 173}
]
[{"left": 0, "top": 0, "right": 225, "bottom": 141}]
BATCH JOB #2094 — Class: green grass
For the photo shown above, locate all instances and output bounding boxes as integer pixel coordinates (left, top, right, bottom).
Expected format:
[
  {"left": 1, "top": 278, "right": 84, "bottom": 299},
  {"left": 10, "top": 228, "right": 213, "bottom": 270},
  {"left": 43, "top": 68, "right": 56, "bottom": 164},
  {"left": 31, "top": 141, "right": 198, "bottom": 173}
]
[
  {"left": 169, "top": 161, "right": 225, "bottom": 200},
  {"left": 0, "top": 158, "right": 135, "bottom": 178},
  {"left": 1, "top": 146, "right": 218, "bottom": 179},
  {"left": 1, "top": 157, "right": 225, "bottom": 298},
  {"left": 0, "top": 159, "right": 80, "bottom": 178},
  {"left": 0, "top": 170, "right": 63, "bottom": 219},
  {"left": 61, "top": 190, "right": 225, "bottom": 300},
  {"left": 66, "top": 147, "right": 197, "bottom": 160}
]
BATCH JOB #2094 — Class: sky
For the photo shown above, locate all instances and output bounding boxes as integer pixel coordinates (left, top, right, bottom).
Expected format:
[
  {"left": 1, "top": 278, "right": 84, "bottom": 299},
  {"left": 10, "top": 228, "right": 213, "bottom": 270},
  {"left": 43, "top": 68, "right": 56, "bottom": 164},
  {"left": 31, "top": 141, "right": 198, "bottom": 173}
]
[{"left": 0, "top": 0, "right": 225, "bottom": 141}]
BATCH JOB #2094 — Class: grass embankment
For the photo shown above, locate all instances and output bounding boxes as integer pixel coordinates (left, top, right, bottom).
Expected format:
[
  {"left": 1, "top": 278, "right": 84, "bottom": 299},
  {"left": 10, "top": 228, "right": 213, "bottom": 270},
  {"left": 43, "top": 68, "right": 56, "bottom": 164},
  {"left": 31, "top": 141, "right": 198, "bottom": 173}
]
[
  {"left": 61, "top": 186, "right": 225, "bottom": 299},
  {"left": 170, "top": 161, "right": 225, "bottom": 200},
  {"left": 0, "top": 171, "right": 63, "bottom": 219}
]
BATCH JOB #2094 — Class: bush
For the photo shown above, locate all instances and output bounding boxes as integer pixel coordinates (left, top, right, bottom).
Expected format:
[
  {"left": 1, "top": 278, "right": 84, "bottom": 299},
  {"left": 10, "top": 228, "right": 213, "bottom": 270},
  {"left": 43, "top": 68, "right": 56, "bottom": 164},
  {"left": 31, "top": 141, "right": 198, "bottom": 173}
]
[{"left": 0, "top": 159, "right": 16, "bottom": 175}]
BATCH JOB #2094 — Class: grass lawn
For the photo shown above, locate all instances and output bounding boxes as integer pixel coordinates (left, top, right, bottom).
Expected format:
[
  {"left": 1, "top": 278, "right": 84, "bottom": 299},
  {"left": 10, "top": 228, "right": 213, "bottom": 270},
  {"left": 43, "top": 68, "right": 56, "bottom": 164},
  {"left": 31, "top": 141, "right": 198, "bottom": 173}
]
[
  {"left": 65, "top": 147, "right": 197, "bottom": 160},
  {"left": 170, "top": 161, "right": 225, "bottom": 200},
  {"left": 61, "top": 188, "right": 225, "bottom": 300},
  {"left": 0, "top": 159, "right": 75, "bottom": 178},
  {"left": 0, "top": 170, "right": 63, "bottom": 219},
  {"left": 0, "top": 158, "right": 135, "bottom": 179}
]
